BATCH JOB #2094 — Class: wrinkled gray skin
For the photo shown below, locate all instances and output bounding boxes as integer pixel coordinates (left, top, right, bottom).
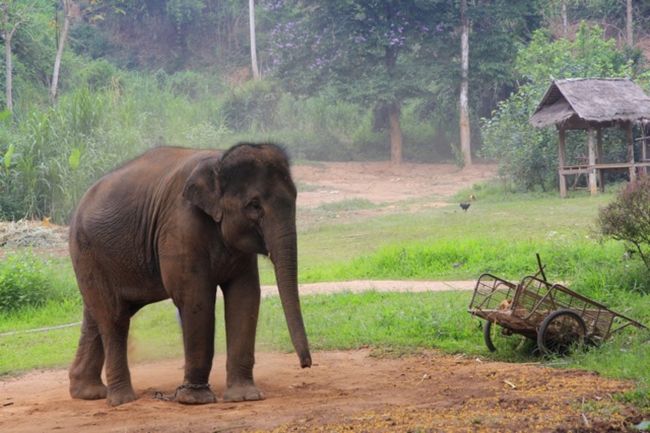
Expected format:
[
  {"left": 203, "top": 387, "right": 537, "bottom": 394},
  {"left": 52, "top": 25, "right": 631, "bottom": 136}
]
[{"left": 68, "top": 142, "right": 311, "bottom": 406}]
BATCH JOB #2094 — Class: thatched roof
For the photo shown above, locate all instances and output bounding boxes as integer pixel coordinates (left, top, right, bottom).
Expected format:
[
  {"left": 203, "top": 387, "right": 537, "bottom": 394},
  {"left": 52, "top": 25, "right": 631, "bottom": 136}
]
[{"left": 529, "top": 78, "right": 650, "bottom": 128}]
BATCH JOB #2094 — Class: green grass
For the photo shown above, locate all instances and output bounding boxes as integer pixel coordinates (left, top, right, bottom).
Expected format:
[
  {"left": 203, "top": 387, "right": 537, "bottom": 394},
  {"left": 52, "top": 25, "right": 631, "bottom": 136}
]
[
  {"left": 315, "top": 198, "right": 378, "bottom": 212},
  {"left": 295, "top": 191, "right": 613, "bottom": 272}
]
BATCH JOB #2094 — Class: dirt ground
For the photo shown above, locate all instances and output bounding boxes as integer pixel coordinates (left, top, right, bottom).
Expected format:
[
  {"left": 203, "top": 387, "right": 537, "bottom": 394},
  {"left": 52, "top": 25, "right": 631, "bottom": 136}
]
[
  {"left": 293, "top": 161, "right": 496, "bottom": 210},
  {"left": 0, "top": 350, "right": 641, "bottom": 433},
  {"left": 1, "top": 161, "right": 646, "bottom": 432}
]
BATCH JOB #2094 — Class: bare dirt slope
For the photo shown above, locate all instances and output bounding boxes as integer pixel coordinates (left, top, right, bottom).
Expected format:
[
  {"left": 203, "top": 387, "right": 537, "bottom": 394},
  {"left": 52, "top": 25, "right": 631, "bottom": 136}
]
[
  {"left": 0, "top": 350, "right": 640, "bottom": 433},
  {"left": 294, "top": 161, "right": 496, "bottom": 209}
]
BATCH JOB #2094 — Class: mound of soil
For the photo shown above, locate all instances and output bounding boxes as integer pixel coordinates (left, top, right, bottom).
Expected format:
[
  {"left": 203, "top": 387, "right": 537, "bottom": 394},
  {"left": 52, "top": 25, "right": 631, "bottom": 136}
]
[
  {"left": 0, "top": 220, "right": 68, "bottom": 249},
  {"left": 0, "top": 350, "right": 641, "bottom": 433}
]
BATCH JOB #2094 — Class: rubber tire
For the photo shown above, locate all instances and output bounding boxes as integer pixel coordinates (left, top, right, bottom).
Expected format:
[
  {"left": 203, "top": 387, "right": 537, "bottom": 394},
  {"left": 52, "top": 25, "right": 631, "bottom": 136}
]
[
  {"left": 537, "top": 309, "right": 586, "bottom": 355},
  {"left": 484, "top": 320, "right": 531, "bottom": 353},
  {"left": 484, "top": 320, "right": 497, "bottom": 352}
]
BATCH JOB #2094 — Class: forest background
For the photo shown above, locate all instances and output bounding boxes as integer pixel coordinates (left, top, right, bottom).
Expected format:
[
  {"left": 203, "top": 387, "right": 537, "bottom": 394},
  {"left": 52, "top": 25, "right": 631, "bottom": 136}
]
[{"left": 1, "top": 0, "right": 650, "bottom": 222}]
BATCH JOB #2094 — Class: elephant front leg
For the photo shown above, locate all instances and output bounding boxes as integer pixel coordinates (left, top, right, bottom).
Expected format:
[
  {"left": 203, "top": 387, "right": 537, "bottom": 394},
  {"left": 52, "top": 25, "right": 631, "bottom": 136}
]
[
  {"left": 174, "top": 288, "right": 218, "bottom": 405},
  {"left": 221, "top": 269, "right": 264, "bottom": 402}
]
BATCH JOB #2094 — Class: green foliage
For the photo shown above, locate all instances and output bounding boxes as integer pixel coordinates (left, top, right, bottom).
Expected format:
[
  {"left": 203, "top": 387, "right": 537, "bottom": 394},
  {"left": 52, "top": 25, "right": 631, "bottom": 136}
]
[
  {"left": 165, "top": 0, "right": 205, "bottom": 27},
  {"left": 221, "top": 79, "right": 282, "bottom": 132},
  {"left": 481, "top": 23, "right": 638, "bottom": 191},
  {"left": 516, "top": 25, "right": 632, "bottom": 83},
  {"left": 272, "top": 93, "right": 380, "bottom": 161},
  {"left": 481, "top": 86, "right": 558, "bottom": 191},
  {"left": 72, "top": 59, "right": 120, "bottom": 91},
  {"left": 0, "top": 253, "right": 50, "bottom": 313},
  {"left": 598, "top": 177, "right": 650, "bottom": 270}
]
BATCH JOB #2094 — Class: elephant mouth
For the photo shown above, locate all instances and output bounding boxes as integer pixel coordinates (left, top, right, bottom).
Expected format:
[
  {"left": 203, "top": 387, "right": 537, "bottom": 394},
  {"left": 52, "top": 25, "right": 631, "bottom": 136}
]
[{"left": 256, "top": 226, "right": 270, "bottom": 257}]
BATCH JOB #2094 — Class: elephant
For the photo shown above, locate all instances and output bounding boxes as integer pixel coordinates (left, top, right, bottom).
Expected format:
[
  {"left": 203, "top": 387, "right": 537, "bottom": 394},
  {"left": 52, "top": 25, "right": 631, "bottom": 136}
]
[{"left": 68, "top": 142, "right": 311, "bottom": 406}]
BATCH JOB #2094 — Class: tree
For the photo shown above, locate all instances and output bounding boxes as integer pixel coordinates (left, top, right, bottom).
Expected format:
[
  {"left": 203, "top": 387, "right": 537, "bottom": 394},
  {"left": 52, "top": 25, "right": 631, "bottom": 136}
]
[
  {"left": 249, "top": 0, "right": 260, "bottom": 79},
  {"left": 459, "top": 0, "right": 471, "bottom": 167},
  {"left": 414, "top": 1, "right": 540, "bottom": 163},
  {"left": 626, "top": 0, "right": 632, "bottom": 47},
  {"left": 50, "top": 0, "right": 80, "bottom": 103},
  {"left": 0, "top": 0, "right": 34, "bottom": 113},
  {"left": 265, "top": 0, "right": 451, "bottom": 164},
  {"left": 562, "top": 0, "right": 568, "bottom": 36}
]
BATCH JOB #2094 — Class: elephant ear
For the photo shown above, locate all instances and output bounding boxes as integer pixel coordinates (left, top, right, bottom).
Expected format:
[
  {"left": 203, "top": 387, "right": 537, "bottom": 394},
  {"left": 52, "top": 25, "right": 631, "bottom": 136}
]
[{"left": 182, "top": 156, "right": 223, "bottom": 222}]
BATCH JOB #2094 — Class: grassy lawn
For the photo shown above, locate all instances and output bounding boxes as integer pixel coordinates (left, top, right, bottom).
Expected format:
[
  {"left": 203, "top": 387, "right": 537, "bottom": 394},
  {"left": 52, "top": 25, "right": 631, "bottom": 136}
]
[{"left": 1, "top": 187, "right": 649, "bottom": 407}]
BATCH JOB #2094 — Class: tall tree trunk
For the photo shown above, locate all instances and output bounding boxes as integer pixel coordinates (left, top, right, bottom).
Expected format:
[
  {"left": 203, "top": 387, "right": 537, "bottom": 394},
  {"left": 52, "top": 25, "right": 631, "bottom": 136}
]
[
  {"left": 4, "top": 30, "right": 12, "bottom": 113},
  {"left": 561, "top": 0, "right": 568, "bottom": 37},
  {"left": 459, "top": 0, "right": 471, "bottom": 167},
  {"left": 50, "top": 0, "right": 72, "bottom": 103},
  {"left": 626, "top": 0, "right": 633, "bottom": 47},
  {"left": 249, "top": 0, "right": 260, "bottom": 80},
  {"left": 388, "top": 103, "right": 403, "bottom": 165},
  {"left": 2, "top": 2, "right": 15, "bottom": 114}
]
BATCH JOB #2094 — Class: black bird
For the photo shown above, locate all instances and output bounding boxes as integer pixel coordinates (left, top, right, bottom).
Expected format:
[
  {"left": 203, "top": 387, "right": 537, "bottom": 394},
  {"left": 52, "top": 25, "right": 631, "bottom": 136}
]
[{"left": 460, "top": 202, "right": 471, "bottom": 212}]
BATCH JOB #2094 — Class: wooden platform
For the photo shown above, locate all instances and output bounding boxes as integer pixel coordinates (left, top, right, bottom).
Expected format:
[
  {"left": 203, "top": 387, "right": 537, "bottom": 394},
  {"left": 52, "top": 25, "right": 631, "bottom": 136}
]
[{"left": 560, "top": 161, "right": 650, "bottom": 175}]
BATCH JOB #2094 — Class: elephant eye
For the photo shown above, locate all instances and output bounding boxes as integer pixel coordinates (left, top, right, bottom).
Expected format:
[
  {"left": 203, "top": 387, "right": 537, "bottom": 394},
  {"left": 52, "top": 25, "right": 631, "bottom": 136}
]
[
  {"left": 247, "top": 198, "right": 262, "bottom": 210},
  {"left": 245, "top": 199, "right": 264, "bottom": 220}
]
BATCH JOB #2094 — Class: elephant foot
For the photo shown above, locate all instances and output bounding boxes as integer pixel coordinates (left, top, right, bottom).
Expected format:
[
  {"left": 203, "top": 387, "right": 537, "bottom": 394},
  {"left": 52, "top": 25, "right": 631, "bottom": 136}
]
[
  {"left": 107, "top": 386, "right": 137, "bottom": 406},
  {"left": 223, "top": 383, "right": 265, "bottom": 402},
  {"left": 174, "top": 383, "right": 217, "bottom": 405},
  {"left": 70, "top": 380, "right": 108, "bottom": 400}
]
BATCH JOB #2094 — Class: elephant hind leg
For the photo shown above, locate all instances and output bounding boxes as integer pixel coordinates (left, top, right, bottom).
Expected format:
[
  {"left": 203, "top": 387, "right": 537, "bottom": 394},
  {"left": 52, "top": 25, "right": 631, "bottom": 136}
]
[
  {"left": 69, "top": 307, "right": 107, "bottom": 400},
  {"left": 97, "top": 307, "right": 137, "bottom": 406}
]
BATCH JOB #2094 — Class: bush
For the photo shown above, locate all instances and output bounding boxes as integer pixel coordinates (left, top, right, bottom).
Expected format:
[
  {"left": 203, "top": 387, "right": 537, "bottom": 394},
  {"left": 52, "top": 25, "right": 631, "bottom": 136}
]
[
  {"left": 0, "top": 253, "right": 51, "bottom": 313},
  {"left": 74, "top": 59, "right": 120, "bottom": 91},
  {"left": 220, "top": 79, "right": 282, "bottom": 131},
  {"left": 598, "top": 177, "right": 650, "bottom": 270}
]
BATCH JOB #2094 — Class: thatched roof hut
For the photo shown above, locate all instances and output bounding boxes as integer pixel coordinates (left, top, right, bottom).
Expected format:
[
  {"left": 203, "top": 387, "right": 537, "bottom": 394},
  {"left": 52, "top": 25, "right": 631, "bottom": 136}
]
[
  {"left": 530, "top": 78, "right": 650, "bottom": 129},
  {"left": 530, "top": 78, "right": 650, "bottom": 197}
]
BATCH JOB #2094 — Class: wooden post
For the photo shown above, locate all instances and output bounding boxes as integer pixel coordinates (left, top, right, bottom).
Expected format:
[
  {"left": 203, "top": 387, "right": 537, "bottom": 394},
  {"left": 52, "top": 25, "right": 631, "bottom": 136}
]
[
  {"left": 558, "top": 127, "right": 567, "bottom": 198},
  {"left": 588, "top": 127, "right": 598, "bottom": 195},
  {"left": 597, "top": 128, "right": 605, "bottom": 192},
  {"left": 626, "top": 121, "right": 636, "bottom": 182}
]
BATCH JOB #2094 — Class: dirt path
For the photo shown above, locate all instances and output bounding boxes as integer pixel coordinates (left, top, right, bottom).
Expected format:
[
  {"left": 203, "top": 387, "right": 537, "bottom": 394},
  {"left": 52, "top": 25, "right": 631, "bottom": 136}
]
[
  {"left": 261, "top": 280, "right": 475, "bottom": 297},
  {"left": 0, "top": 350, "right": 640, "bottom": 433}
]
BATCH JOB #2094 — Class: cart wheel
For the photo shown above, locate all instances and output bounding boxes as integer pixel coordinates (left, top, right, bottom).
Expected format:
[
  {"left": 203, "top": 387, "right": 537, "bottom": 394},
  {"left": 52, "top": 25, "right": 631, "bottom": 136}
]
[
  {"left": 537, "top": 310, "right": 587, "bottom": 355},
  {"left": 484, "top": 321, "right": 527, "bottom": 353}
]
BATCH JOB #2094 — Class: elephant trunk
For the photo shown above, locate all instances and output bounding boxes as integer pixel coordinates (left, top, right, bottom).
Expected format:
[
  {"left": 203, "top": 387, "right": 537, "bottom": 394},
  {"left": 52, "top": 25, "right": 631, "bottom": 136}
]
[{"left": 267, "top": 224, "right": 311, "bottom": 368}]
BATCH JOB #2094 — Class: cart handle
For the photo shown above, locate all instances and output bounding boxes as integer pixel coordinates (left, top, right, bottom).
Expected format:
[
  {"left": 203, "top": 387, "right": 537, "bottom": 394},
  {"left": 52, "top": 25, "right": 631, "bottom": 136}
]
[{"left": 536, "top": 253, "right": 547, "bottom": 283}]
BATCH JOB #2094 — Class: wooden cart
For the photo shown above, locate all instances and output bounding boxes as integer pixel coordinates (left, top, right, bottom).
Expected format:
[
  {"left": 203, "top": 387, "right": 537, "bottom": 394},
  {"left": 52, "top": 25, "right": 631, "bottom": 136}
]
[{"left": 467, "top": 256, "right": 647, "bottom": 354}]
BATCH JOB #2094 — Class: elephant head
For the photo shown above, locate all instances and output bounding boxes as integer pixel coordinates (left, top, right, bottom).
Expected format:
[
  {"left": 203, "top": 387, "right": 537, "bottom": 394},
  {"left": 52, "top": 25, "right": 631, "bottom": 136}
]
[{"left": 182, "top": 143, "right": 311, "bottom": 368}]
